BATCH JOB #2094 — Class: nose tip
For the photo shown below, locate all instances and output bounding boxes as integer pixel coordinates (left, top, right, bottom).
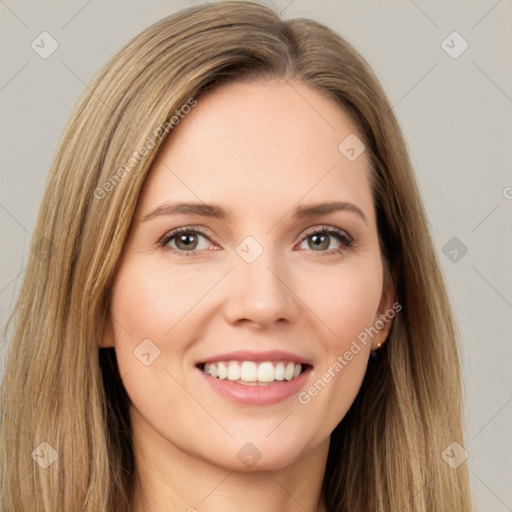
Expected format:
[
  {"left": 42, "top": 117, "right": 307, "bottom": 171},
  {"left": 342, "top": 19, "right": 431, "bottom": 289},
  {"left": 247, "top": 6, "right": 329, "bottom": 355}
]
[{"left": 222, "top": 252, "right": 299, "bottom": 328}]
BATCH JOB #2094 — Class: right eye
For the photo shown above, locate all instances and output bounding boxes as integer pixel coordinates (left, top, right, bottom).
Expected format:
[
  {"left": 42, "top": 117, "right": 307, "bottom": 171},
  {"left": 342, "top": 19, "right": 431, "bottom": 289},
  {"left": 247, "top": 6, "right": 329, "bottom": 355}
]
[{"left": 160, "top": 228, "right": 219, "bottom": 255}]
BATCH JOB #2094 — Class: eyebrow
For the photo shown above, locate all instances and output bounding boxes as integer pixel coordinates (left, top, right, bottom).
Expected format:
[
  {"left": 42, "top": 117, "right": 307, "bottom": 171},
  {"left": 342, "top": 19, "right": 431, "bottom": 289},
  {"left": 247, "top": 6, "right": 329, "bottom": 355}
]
[
  {"left": 141, "top": 200, "right": 368, "bottom": 224},
  {"left": 141, "top": 201, "right": 226, "bottom": 222},
  {"left": 292, "top": 201, "right": 368, "bottom": 224}
]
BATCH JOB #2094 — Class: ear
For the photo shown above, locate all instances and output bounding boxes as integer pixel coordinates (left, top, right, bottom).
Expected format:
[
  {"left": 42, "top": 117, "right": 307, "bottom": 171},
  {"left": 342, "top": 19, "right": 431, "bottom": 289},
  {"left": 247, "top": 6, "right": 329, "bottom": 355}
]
[
  {"left": 99, "top": 314, "right": 115, "bottom": 348},
  {"left": 370, "top": 263, "right": 398, "bottom": 351}
]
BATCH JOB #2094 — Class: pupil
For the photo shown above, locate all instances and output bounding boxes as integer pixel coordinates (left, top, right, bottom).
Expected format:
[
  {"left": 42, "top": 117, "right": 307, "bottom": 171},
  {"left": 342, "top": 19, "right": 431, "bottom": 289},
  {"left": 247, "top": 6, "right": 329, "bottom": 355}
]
[
  {"left": 177, "top": 233, "right": 197, "bottom": 250},
  {"left": 310, "top": 234, "right": 329, "bottom": 250}
]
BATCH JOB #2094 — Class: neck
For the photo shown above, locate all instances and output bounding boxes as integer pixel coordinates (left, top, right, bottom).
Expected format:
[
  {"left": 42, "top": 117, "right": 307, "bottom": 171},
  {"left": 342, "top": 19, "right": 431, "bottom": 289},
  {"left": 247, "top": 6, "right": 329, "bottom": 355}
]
[{"left": 129, "top": 405, "right": 329, "bottom": 512}]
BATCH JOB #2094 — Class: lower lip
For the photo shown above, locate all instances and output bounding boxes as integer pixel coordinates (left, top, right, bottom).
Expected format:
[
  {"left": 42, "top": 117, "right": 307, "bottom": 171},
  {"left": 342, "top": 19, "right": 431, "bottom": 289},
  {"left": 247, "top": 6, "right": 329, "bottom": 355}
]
[{"left": 196, "top": 366, "right": 311, "bottom": 405}]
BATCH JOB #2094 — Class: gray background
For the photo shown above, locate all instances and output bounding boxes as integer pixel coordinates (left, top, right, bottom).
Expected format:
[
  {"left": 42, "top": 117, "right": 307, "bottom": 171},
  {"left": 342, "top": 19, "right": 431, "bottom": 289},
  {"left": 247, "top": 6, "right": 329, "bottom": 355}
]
[{"left": 1, "top": 0, "right": 511, "bottom": 510}]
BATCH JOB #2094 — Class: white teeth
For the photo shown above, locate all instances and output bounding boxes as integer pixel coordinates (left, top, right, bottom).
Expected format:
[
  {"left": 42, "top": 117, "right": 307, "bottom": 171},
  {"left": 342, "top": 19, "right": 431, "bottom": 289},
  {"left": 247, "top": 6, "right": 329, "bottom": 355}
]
[
  {"left": 274, "top": 362, "right": 285, "bottom": 380},
  {"left": 202, "top": 360, "right": 304, "bottom": 383},
  {"left": 217, "top": 362, "right": 228, "bottom": 380},
  {"left": 227, "top": 361, "right": 240, "bottom": 381},
  {"left": 209, "top": 363, "right": 218, "bottom": 378},
  {"left": 284, "top": 362, "right": 295, "bottom": 381},
  {"left": 257, "top": 362, "right": 275, "bottom": 383},
  {"left": 240, "top": 361, "right": 258, "bottom": 382}
]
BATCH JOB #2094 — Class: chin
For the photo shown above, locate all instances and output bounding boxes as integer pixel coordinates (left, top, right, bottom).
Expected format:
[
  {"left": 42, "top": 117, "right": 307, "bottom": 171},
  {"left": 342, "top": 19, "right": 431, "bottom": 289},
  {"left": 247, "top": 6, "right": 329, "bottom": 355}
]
[{"left": 200, "top": 432, "right": 323, "bottom": 473}]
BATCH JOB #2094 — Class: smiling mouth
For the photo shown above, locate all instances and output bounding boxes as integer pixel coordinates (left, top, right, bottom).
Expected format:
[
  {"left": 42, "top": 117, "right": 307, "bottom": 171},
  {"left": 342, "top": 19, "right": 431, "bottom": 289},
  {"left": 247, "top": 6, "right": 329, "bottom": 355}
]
[{"left": 197, "top": 361, "right": 309, "bottom": 386}]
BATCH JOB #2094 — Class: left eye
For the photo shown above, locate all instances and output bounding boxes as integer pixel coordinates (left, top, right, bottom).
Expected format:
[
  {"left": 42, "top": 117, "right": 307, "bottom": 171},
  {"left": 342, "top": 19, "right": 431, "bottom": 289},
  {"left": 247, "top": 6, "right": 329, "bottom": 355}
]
[{"left": 297, "top": 229, "right": 351, "bottom": 252}]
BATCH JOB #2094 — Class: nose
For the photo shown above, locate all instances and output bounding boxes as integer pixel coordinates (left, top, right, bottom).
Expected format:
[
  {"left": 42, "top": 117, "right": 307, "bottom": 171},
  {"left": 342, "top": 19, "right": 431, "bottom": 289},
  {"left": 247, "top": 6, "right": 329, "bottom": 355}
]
[{"left": 222, "top": 248, "right": 300, "bottom": 329}]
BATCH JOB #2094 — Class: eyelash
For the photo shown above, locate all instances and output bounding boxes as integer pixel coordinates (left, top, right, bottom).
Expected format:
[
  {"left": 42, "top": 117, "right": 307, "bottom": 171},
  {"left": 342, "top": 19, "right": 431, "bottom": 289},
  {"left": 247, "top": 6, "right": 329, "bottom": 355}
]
[{"left": 158, "top": 225, "right": 353, "bottom": 257}]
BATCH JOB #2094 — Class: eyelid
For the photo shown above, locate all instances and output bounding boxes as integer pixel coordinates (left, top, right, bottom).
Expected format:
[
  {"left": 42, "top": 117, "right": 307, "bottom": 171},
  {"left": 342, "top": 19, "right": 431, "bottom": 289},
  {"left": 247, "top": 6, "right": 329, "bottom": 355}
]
[
  {"left": 299, "top": 224, "right": 353, "bottom": 244},
  {"left": 158, "top": 225, "right": 217, "bottom": 245}
]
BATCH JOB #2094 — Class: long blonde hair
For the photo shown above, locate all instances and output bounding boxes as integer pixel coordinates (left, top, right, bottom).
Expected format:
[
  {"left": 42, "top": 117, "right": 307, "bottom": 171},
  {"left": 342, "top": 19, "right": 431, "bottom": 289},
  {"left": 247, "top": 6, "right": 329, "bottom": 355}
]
[{"left": 0, "top": 2, "right": 472, "bottom": 510}]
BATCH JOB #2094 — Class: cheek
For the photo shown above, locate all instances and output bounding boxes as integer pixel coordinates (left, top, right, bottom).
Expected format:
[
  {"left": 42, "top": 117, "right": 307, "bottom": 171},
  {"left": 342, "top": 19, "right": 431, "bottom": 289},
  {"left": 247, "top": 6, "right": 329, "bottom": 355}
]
[
  {"left": 108, "top": 261, "right": 207, "bottom": 429},
  {"left": 108, "top": 261, "right": 186, "bottom": 386},
  {"left": 298, "top": 256, "right": 384, "bottom": 350},
  {"left": 291, "top": 256, "right": 383, "bottom": 427},
  {"left": 110, "top": 260, "right": 220, "bottom": 346}
]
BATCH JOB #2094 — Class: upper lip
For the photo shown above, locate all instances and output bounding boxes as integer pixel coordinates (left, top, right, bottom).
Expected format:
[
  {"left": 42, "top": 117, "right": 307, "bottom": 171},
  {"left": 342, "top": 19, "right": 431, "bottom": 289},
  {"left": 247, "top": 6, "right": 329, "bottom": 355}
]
[{"left": 197, "top": 350, "right": 313, "bottom": 366}]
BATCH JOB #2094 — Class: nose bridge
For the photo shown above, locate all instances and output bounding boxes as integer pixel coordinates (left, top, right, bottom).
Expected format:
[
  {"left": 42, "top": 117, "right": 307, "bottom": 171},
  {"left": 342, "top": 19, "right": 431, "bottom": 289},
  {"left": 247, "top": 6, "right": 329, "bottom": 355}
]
[{"left": 223, "top": 237, "right": 297, "bottom": 326}]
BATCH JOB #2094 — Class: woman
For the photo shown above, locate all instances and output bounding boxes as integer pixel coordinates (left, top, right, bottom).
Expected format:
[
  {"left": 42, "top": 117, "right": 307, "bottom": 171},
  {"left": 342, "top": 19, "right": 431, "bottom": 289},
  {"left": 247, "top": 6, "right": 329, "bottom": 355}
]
[{"left": 0, "top": 1, "right": 473, "bottom": 511}]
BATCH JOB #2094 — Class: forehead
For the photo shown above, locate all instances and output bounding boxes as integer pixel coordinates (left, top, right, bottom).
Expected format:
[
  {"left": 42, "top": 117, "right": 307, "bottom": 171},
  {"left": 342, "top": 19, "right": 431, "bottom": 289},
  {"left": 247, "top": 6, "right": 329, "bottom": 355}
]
[{"left": 137, "top": 80, "right": 374, "bottom": 225}]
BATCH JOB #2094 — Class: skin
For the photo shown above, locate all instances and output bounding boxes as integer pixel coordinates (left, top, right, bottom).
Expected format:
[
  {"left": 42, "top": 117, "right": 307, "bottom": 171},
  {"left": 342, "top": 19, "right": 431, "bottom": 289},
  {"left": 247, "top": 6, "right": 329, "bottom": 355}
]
[{"left": 102, "top": 79, "right": 395, "bottom": 512}]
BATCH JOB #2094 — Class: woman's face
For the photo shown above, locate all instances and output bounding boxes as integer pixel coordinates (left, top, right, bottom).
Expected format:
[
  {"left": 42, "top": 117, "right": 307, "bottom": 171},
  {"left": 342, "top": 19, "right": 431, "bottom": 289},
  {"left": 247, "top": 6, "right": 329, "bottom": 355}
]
[{"left": 104, "top": 79, "right": 395, "bottom": 471}]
